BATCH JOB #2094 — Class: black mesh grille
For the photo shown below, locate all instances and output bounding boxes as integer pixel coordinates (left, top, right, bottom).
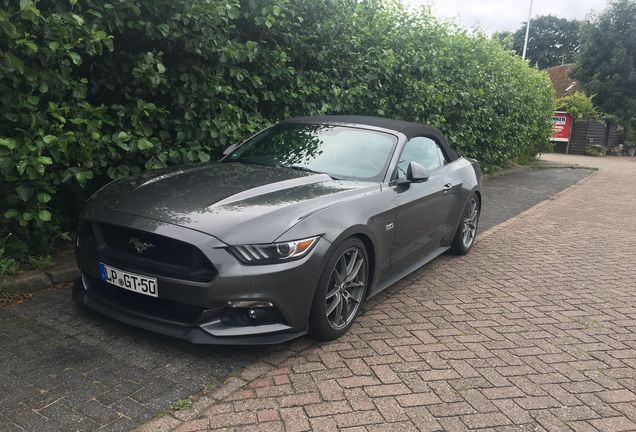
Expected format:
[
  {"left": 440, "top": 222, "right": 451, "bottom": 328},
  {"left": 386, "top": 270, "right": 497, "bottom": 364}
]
[
  {"left": 85, "top": 275, "right": 206, "bottom": 324},
  {"left": 77, "top": 221, "right": 217, "bottom": 282},
  {"left": 99, "top": 223, "right": 193, "bottom": 267}
]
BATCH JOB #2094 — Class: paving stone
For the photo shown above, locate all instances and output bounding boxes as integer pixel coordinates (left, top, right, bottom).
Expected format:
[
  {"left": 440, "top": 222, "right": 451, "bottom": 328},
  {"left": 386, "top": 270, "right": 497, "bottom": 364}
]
[
  {"left": 333, "top": 410, "right": 384, "bottom": 428},
  {"left": 364, "top": 383, "right": 412, "bottom": 398},
  {"left": 74, "top": 398, "right": 120, "bottom": 425},
  {"left": 597, "top": 389, "right": 636, "bottom": 403},
  {"left": 280, "top": 407, "right": 311, "bottom": 432},
  {"left": 305, "top": 401, "right": 352, "bottom": 417},
  {"left": 395, "top": 392, "right": 442, "bottom": 407},
  {"left": 4, "top": 403, "right": 51, "bottom": 431},
  {"left": 589, "top": 416, "right": 636, "bottom": 432},
  {"left": 373, "top": 397, "right": 409, "bottom": 423},
  {"left": 462, "top": 412, "right": 512, "bottom": 429},
  {"left": 37, "top": 401, "right": 86, "bottom": 429}
]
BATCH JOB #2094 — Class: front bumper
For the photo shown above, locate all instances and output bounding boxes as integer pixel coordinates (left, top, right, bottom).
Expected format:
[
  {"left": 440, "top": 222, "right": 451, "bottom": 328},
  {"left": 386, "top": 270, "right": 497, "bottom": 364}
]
[
  {"left": 72, "top": 279, "right": 307, "bottom": 344},
  {"left": 73, "top": 210, "right": 330, "bottom": 345}
]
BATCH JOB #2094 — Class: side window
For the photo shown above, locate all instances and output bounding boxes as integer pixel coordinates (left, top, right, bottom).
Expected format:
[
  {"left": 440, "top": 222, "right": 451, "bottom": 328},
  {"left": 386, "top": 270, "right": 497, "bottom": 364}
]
[{"left": 396, "top": 137, "right": 448, "bottom": 179}]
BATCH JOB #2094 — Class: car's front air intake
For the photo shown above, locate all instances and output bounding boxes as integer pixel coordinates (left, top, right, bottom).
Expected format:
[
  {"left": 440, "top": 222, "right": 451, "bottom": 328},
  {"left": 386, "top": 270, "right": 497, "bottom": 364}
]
[{"left": 77, "top": 221, "right": 217, "bottom": 282}]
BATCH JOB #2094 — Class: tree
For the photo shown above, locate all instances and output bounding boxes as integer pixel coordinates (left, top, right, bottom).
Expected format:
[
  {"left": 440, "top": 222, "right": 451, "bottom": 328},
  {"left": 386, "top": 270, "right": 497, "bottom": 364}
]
[
  {"left": 511, "top": 15, "right": 581, "bottom": 68},
  {"left": 572, "top": 0, "right": 636, "bottom": 131},
  {"left": 493, "top": 31, "right": 514, "bottom": 50}
]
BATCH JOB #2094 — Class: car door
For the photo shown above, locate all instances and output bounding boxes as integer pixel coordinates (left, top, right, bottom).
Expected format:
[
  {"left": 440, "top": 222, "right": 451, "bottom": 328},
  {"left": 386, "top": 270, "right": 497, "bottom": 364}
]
[{"left": 389, "top": 136, "right": 456, "bottom": 274}]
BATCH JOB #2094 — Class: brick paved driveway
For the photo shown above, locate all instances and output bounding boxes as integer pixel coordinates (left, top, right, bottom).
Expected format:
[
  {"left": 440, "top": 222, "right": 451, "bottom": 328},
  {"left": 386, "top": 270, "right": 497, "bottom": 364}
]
[
  {"left": 142, "top": 155, "right": 636, "bottom": 432},
  {"left": 0, "top": 162, "right": 592, "bottom": 432}
]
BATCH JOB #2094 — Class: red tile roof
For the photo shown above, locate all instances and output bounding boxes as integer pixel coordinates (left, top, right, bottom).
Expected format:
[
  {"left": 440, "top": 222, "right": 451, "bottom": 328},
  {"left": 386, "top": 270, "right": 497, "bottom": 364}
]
[{"left": 545, "top": 64, "right": 581, "bottom": 98}]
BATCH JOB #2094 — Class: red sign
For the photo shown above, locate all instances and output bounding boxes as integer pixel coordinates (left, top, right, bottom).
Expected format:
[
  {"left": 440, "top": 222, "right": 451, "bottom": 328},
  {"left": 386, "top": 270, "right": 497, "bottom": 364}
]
[{"left": 551, "top": 111, "right": 572, "bottom": 142}]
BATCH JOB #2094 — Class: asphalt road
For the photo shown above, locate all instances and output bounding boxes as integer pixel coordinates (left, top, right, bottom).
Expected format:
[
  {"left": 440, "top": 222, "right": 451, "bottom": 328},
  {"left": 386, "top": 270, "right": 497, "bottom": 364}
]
[
  {"left": 0, "top": 166, "right": 592, "bottom": 432},
  {"left": 479, "top": 167, "right": 591, "bottom": 232}
]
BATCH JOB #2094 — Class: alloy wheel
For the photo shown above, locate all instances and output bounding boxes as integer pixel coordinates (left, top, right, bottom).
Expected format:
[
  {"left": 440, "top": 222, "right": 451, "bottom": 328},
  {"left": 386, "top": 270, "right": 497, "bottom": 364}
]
[
  {"left": 325, "top": 247, "right": 367, "bottom": 330},
  {"left": 462, "top": 197, "right": 479, "bottom": 248}
]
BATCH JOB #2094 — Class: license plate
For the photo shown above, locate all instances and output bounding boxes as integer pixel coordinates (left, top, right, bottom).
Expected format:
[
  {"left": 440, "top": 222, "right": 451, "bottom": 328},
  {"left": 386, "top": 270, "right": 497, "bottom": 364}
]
[{"left": 99, "top": 262, "right": 158, "bottom": 298}]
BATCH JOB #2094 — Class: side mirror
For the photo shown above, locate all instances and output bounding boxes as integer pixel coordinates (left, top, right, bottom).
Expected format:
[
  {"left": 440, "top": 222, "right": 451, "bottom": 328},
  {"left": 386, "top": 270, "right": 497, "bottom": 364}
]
[
  {"left": 406, "top": 161, "right": 429, "bottom": 183},
  {"left": 222, "top": 143, "right": 239, "bottom": 156}
]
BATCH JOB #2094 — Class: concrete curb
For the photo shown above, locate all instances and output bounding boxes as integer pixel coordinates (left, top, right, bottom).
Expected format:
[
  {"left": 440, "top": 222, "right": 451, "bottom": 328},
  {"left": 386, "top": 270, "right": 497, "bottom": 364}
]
[
  {"left": 0, "top": 257, "right": 79, "bottom": 295},
  {"left": 481, "top": 165, "right": 528, "bottom": 182},
  {"left": 480, "top": 159, "right": 593, "bottom": 183}
]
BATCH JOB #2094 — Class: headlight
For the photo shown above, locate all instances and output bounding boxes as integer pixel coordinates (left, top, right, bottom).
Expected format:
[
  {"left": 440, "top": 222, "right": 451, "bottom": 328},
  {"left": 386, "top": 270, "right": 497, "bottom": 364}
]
[{"left": 228, "top": 236, "right": 319, "bottom": 265}]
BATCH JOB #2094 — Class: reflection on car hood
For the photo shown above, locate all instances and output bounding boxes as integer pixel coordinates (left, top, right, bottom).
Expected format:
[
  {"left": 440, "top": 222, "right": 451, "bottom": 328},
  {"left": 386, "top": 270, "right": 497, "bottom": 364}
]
[{"left": 87, "top": 162, "right": 380, "bottom": 244}]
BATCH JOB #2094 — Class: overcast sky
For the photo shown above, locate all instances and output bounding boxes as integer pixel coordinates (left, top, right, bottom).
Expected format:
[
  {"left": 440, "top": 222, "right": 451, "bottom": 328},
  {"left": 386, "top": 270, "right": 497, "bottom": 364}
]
[{"left": 404, "top": 0, "right": 610, "bottom": 33}]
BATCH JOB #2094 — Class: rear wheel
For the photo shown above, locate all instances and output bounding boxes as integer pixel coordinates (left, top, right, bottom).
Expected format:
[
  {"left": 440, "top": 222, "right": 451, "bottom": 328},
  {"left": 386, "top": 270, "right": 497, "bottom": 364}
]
[
  {"left": 450, "top": 194, "right": 480, "bottom": 255},
  {"left": 308, "top": 238, "right": 368, "bottom": 341}
]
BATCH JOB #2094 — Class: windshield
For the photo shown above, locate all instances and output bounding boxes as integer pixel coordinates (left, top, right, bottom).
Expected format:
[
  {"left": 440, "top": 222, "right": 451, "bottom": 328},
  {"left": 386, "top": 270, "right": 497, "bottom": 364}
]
[{"left": 223, "top": 123, "right": 398, "bottom": 181}]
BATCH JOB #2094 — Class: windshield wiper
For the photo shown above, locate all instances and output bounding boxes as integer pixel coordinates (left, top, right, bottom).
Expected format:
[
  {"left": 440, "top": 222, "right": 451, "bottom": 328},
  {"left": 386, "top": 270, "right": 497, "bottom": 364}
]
[
  {"left": 288, "top": 165, "right": 341, "bottom": 180},
  {"left": 225, "top": 159, "right": 340, "bottom": 180}
]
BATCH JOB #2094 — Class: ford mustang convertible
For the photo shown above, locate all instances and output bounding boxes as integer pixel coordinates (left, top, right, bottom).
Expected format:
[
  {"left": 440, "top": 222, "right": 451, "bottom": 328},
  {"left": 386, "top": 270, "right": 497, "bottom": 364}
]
[{"left": 73, "top": 116, "right": 482, "bottom": 344}]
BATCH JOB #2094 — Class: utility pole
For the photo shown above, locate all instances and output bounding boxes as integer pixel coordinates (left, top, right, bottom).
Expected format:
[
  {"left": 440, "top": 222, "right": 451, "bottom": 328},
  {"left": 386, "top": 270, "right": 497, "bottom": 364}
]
[{"left": 522, "top": 0, "right": 534, "bottom": 61}]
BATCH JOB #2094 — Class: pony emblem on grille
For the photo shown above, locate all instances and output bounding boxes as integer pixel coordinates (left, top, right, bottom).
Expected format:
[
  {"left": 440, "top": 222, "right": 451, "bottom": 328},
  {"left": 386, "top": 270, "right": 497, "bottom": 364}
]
[{"left": 129, "top": 237, "right": 155, "bottom": 254}]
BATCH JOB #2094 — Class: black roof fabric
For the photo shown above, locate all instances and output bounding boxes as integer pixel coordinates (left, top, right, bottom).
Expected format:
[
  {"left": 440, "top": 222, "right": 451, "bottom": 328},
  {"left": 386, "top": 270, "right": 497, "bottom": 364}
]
[{"left": 282, "top": 115, "right": 458, "bottom": 161}]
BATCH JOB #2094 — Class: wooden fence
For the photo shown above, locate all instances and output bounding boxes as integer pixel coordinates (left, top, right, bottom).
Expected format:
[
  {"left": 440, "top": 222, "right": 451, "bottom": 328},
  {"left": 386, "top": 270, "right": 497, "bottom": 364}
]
[{"left": 553, "top": 119, "right": 624, "bottom": 154}]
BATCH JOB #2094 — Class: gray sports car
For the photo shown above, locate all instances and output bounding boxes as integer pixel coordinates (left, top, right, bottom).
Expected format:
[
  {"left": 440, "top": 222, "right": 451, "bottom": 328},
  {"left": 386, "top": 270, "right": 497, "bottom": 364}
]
[{"left": 73, "top": 116, "right": 481, "bottom": 344}]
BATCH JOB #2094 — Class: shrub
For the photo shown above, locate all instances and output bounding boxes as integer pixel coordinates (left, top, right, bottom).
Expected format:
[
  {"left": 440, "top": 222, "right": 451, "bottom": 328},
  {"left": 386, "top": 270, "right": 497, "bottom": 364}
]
[
  {"left": 0, "top": 0, "right": 555, "bottom": 260},
  {"left": 585, "top": 145, "right": 607, "bottom": 157},
  {"left": 556, "top": 92, "right": 598, "bottom": 121},
  {"left": 0, "top": 234, "right": 19, "bottom": 277},
  {"left": 0, "top": 251, "right": 18, "bottom": 278},
  {"left": 28, "top": 254, "right": 53, "bottom": 271},
  {"left": 625, "top": 125, "right": 636, "bottom": 147}
]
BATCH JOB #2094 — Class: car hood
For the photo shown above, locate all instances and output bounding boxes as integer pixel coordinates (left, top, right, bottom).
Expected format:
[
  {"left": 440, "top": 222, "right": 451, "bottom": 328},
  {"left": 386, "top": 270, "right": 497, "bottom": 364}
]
[{"left": 87, "top": 162, "right": 379, "bottom": 244}]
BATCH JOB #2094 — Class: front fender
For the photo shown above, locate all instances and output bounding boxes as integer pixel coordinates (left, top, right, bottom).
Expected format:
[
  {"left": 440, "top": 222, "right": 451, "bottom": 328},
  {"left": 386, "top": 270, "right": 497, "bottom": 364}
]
[
  {"left": 441, "top": 158, "right": 482, "bottom": 245},
  {"left": 276, "top": 187, "right": 397, "bottom": 292}
]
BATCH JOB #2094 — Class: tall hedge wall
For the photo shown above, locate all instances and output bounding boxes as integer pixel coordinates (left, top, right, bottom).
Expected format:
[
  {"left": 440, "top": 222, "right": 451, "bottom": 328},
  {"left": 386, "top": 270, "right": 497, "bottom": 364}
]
[{"left": 0, "top": 0, "right": 554, "bottom": 261}]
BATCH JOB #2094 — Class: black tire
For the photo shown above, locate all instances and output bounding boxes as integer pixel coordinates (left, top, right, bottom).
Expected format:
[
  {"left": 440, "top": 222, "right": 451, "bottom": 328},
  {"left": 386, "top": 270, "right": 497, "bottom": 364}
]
[
  {"left": 308, "top": 237, "right": 369, "bottom": 341},
  {"left": 450, "top": 193, "right": 481, "bottom": 255}
]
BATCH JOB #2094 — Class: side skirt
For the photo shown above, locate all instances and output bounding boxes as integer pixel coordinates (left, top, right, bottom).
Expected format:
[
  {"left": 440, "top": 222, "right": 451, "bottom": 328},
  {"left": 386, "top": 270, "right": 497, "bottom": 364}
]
[{"left": 366, "top": 246, "right": 449, "bottom": 299}]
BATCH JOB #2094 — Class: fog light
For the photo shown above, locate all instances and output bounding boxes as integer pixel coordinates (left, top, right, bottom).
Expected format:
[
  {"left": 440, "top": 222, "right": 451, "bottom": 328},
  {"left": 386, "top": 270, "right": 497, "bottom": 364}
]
[
  {"left": 220, "top": 303, "right": 285, "bottom": 327},
  {"left": 227, "top": 300, "right": 274, "bottom": 308}
]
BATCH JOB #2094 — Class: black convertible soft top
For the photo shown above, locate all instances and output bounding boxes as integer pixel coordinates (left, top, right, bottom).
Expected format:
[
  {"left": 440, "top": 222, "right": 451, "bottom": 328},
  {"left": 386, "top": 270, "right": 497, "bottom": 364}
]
[{"left": 282, "top": 115, "right": 459, "bottom": 161}]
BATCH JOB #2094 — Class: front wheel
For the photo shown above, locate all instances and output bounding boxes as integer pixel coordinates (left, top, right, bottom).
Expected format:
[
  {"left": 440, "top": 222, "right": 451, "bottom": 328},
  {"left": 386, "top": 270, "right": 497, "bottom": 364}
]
[
  {"left": 308, "top": 238, "right": 369, "bottom": 341},
  {"left": 450, "top": 193, "right": 481, "bottom": 255}
]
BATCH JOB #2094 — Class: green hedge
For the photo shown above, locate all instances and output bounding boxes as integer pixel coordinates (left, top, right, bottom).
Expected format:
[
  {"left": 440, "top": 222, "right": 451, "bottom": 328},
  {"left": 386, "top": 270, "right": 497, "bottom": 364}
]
[{"left": 0, "top": 0, "right": 554, "bottom": 262}]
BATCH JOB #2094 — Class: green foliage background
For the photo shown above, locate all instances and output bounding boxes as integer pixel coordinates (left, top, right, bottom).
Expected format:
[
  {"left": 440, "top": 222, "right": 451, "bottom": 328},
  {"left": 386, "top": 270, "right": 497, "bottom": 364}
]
[
  {"left": 510, "top": 15, "right": 581, "bottom": 69},
  {"left": 572, "top": 0, "right": 636, "bottom": 138},
  {"left": 0, "top": 0, "right": 554, "bottom": 262}
]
